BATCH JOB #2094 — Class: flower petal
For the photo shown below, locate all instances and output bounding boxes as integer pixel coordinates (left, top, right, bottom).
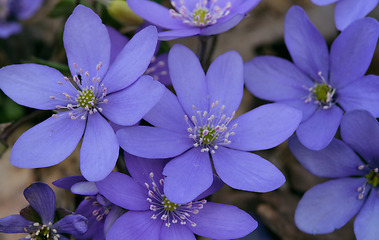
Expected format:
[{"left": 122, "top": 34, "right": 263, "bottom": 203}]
[
  {"left": 335, "top": 0, "right": 379, "bottom": 30},
  {"left": 100, "top": 75, "right": 164, "bottom": 126},
  {"left": 107, "top": 26, "right": 128, "bottom": 65},
  {"left": 53, "top": 214, "right": 88, "bottom": 235},
  {"left": 96, "top": 172, "right": 150, "bottom": 211},
  {"left": 194, "top": 175, "right": 224, "bottom": 201},
  {"left": 12, "top": 0, "right": 43, "bottom": 20},
  {"left": 11, "top": 114, "right": 85, "bottom": 168},
  {"left": 71, "top": 181, "right": 99, "bottom": 195},
  {"left": 340, "top": 110, "right": 379, "bottom": 165},
  {"left": 117, "top": 126, "right": 193, "bottom": 158},
  {"left": 284, "top": 6, "right": 329, "bottom": 81},
  {"left": 80, "top": 114, "right": 119, "bottom": 182},
  {"left": 143, "top": 87, "right": 189, "bottom": 134},
  {"left": 169, "top": 44, "right": 208, "bottom": 116},
  {"left": 206, "top": 50, "right": 243, "bottom": 116},
  {"left": 310, "top": 0, "right": 338, "bottom": 5},
  {"left": 228, "top": 103, "right": 301, "bottom": 151},
  {"left": 104, "top": 206, "right": 124, "bottom": 236},
  {"left": 102, "top": 26, "right": 158, "bottom": 93},
  {"left": 338, "top": 75, "right": 379, "bottom": 117},
  {"left": 163, "top": 148, "right": 213, "bottom": 204},
  {"left": 158, "top": 28, "right": 201, "bottom": 40},
  {"left": 213, "top": 147, "right": 285, "bottom": 192},
  {"left": 23, "top": 183, "right": 56, "bottom": 224},
  {"left": 354, "top": 188, "right": 379, "bottom": 240},
  {"left": 280, "top": 98, "right": 317, "bottom": 122},
  {"left": 52, "top": 175, "right": 86, "bottom": 190},
  {"left": 0, "top": 22, "right": 21, "bottom": 38},
  {"left": 64, "top": 5, "right": 110, "bottom": 79},
  {"left": 329, "top": 17, "right": 379, "bottom": 88},
  {"left": 289, "top": 135, "right": 365, "bottom": 178},
  {"left": 106, "top": 211, "right": 162, "bottom": 240},
  {"left": 295, "top": 177, "right": 368, "bottom": 234},
  {"left": 191, "top": 202, "right": 257, "bottom": 239},
  {"left": 0, "top": 64, "right": 76, "bottom": 110},
  {"left": 296, "top": 106, "right": 343, "bottom": 150},
  {"left": 200, "top": 14, "right": 244, "bottom": 36},
  {"left": 160, "top": 223, "right": 196, "bottom": 240},
  {"left": 0, "top": 215, "right": 33, "bottom": 233},
  {"left": 244, "top": 56, "right": 313, "bottom": 101}
]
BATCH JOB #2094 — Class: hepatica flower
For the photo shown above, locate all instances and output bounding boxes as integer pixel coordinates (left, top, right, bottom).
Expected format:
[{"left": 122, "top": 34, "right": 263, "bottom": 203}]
[
  {"left": 96, "top": 153, "right": 258, "bottom": 240},
  {"left": 0, "top": 182, "right": 87, "bottom": 240},
  {"left": 0, "top": 0, "right": 43, "bottom": 38},
  {"left": 311, "top": 0, "right": 379, "bottom": 30},
  {"left": 289, "top": 110, "right": 379, "bottom": 240},
  {"left": 0, "top": 5, "right": 164, "bottom": 181},
  {"left": 53, "top": 176, "right": 124, "bottom": 240},
  {"left": 127, "top": 0, "right": 262, "bottom": 40},
  {"left": 244, "top": 6, "right": 379, "bottom": 150},
  {"left": 117, "top": 44, "right": 302, "bottom": 204}
]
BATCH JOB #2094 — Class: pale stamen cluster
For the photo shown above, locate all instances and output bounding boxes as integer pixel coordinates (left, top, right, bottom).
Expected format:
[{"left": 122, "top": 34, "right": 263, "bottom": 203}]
[
  {"left": 49, "top": 62, "right": 108, "bottom": 120},
  {"left": 85, "top": 195, "right": 111, "bottom": 222},
  {"left": 303, "top": 71, "right": 336, "bottom": 109},
  {"left": 145, "top": 56, "right": 168, "bottom": 81},
  {"left": 356, "top": 164, "right": 379, "bottom": 200},
  {"left": 169, "top": 0, "right": 231, "bottom": 27},
  {"left": 24, "top": 222, "right": 60, "bottom": 240},
  {"left": 145, "top": 172, "right": 206, "bottom": 227},
  {"left": 185, "top": 101, "right": 237, "bottom": 154}
]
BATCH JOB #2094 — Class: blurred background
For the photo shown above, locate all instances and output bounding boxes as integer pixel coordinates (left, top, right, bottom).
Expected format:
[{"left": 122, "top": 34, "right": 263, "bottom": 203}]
[{"left": 1, "top": 0, "right": 379, "bottom": 239}]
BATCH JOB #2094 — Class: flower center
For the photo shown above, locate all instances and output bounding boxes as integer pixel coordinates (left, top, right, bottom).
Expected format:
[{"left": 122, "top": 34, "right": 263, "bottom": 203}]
[
  {"left": 185, "top": 101, "right": 237, "bottom": 154},
  {"left": 365, "top": 168, "right": 379, "bottom": 187},
  {"left": 169, "top": 0, "right": 231, "bottom": 27},
  {"left": 49, "top": 62, "right": 108, "bottom": 120},
  {"left": 145, "top": 172, "right": 206, "bottom": 227},
  {"left": 304, "top": 72, "right": 336, "bottom": 109},
  {"left": 25, "top": 222, "right": 59, "bottom": 240}
]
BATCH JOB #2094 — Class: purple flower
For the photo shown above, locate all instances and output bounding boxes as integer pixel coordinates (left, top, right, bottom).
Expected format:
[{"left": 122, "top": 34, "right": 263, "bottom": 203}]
[
  {"left": 0, "top": 182, "right": 87, "bottom": 239},
  {"left": 244, "top": 6, "right": 379, "bottom": 150},
  {"left": 116, "top": 44, "right": 302, "bottom": 203},
  {"left": 0, "top": 5, "right": 165, "bottom": 181},
  {"left": 0, "top": 0, "right": 43, "bottom": 38},
  {"left": 127, "top": 0, "right": 262, "bottom": 40},
  {"left": 288, "top": 110, "right": 379, "bottom": 239},
  {"left": 53, "top": 176, "right": 124, "bottom": 240},
  {"left": 311, "top": 0, "right": 379, "bottom": 30},
  {"left": 96, "top": 152, "right": 258, "bottom": 239}
]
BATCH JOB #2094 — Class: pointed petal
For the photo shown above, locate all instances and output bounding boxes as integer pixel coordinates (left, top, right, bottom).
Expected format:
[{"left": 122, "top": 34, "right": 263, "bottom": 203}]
[
  {"left": 0, "top": 215, "right": 33, "bottom": 233},
  {"left": 340, "top": 110, "right": 379, "bottom": 165},
  {"left": 143, "top": 87, "right": 189, "bottom": 134},
  {"left": 295, "top": 177, "right": 368, "bottom": 234},
  {"left": 354, "top": 188, "right": 379, "bottom": 240},
  {"left": 228, "top": 103, "right": 302, "bottom": 151},
  {"left": 106, "top": 211, "right": 162, "bottom": 240},
  {"left": 100, "top": 75, "right": 164, "bottom": 126},
  {"left": 117, "top": 126, "right": 193, "bottom": 158},
  {"left": 54, "top": 214, "right": 88, "bottom": 235},
  {"left": 213, "top": 147, "right": 285, "bottom": 192},
  {"left": 127, "top": 0, "right": 187, "bottom": 29},
  {"left": 296, "top": 106, "right": 343, "bottom": 150},
  {"left": 329, "top": 17, "right": 379, "bottom": 88},
  {"left": 289, "top": 135, "right": 365, "bottom": 178},
  {"left": 124, "top": 152, "right": 167, "bottom": 186},
  {"left": 64, "top": 5, "right": 110, "bottom": 79},
  {"left": 163, "top": 148, "right": 213, "bottom": 204},
  {"left": 169, "top": 44, "right": 208, "bottom": 116},
  {"left": 52, "top": 176, "right": 86, "bottom": 190},
  {"left": 11, "top": 114, "right": 85, "bottom": 168},
  {"left": 244, "top": 56, "right": 312, "bottom": 101},
  {"left": 206, "top": 50, "right": 243, "bottom": 116},
  {"left": 335, "top": 0, "right": 379, "bottom": 30},
  {"left": 191, "top": 202, "right": 257, "bottom": 239},
  {"left": 107, "top": 26, "right": 128, "bottom": 65},
  {"left": 71, "top": 182, "right": 99, "bottom": 195},
  {"left": 284, "top": 6, "right": 329, "bottom": 81},
  {"left": 338, "top": 75, "right": 379, "bottom": 117},
  {"left": 102, "top": 26, "right": 158, "bottom": 93},
  {"left": 24, "top": 183, "right": 55, "bottom": 224},
  {"left": 158, "top": 28, "right": 201, "bottom": 40},
  {"left": 200, "top": 14, "right": 244, "bottom": 36},
  {"left": 160, "top": 223, "right": 196, "bottom": 240},
  {"left": 96, "top": 172, "right": 150, "bottom": 211},
  {"left": 104, "top": 206, "right": 124, "bottom": 236},
  {"left": 0, "top": 64, "right": 76, "bottom": 110}
]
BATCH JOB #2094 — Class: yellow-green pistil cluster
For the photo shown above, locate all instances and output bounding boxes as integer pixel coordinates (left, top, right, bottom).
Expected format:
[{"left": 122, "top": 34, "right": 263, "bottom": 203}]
[
  {"left": 193, "top": 8, "right": 208, "bottom": 25},
  {"left": 366, "top": 169, "right": 379, "bottom": 187},
  {"left": 162, "top": 196, "right": 179, "bottom": 211},
  {"left": 199, "top": 127, "right": 216, "bottom": 145},
  {"left": 76, "top": 88, "right": 96, "bottom": 109},
  {"left": 312, "top": 83, "right": 334, "bottom": 104}
]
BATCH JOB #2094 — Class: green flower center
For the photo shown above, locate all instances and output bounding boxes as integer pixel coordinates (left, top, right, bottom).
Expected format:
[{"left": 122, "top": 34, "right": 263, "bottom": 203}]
[
  {"left": 162, "top": 196, "right": 178, "bottom": 211},
  {"left": 366, "top": 170, "right": 379, "bottom": 187},
  {"left": 311, "top": 83, "right": 334, "bottom": 104},
  {"left": 199, "top": 127, "right": 216, "bottom": 145},
  {"left": 193, "top": 8, "right": 208, "bottom": 25},
  {"left": 76, "top": 88, "right": 96, "bottom": 109}
]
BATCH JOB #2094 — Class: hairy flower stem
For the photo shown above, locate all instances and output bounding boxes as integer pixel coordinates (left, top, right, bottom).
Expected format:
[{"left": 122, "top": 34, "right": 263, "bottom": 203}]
[{"left": 198, "top": 35, "right": 218, "bottom": 70}]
